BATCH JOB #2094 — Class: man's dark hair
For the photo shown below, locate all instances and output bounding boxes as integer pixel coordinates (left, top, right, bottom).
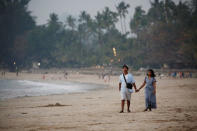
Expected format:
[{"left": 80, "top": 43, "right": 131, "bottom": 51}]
[{"left": 122, "top": 64, "right": 129, "bottom": 70}]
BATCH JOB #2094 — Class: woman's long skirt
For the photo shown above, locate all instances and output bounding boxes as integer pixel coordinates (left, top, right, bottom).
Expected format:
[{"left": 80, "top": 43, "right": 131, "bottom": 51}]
[{"left": 145, "top": 87, "right": 157, "bottom": 108}]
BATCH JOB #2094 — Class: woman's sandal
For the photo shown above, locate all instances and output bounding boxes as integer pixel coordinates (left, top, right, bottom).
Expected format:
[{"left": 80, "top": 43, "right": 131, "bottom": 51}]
[
  {"left": 119, "top": 110, "right": 124, "bottom": 113},
  {"left": 144, "top": 108, "right": 148, "bottom": 112}
]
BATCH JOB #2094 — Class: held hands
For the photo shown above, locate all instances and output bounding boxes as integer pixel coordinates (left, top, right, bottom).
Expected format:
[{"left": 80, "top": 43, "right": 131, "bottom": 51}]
[
  {"left": 135, "top": 88, "right": 156, "bottom": 94},
  {"left": 135, "top": 88, "right": 140, "bottom": 93}
]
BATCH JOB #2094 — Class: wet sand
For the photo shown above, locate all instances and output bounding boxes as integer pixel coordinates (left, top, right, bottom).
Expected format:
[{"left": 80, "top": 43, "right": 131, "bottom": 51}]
[{"left": 0, "top": 73, "right": 197, "bottom": 131}]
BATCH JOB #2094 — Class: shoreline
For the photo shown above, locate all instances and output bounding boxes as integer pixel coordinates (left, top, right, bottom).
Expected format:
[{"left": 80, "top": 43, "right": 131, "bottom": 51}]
[{"left": 0, "top": 78, "right": 108, "bottom": 101}]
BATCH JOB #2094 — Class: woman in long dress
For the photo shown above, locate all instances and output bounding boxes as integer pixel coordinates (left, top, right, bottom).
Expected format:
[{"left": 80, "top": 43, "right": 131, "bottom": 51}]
[{"left": 138, "top": 69, "right": 157, "bottom": 111}]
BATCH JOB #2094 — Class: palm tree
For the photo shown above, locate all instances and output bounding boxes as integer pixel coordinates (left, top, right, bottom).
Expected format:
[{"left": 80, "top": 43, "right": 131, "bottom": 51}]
[
  {"left": 148, "top": 0, "right": 165, "bottom": 22},
  {"left": 130, "top": 6, "right": 146, "bottom": 34},
  {"left": 100, "top": 7, "right": 118, "bottom": 30},
  {"left": 191, "top": 0, "right": 197, "bottom": 14},
  {"left": 95, "top": 8, "right": 118, "bottom": 45},
  {"left": 116, "top": 1, "right": 130, "bottom": 34},
  {"left": 66, "top": 15, "right": 76, "bottom": 30},
  {"left": 79, "top": 11, "right": 91, "bottom": 25}
]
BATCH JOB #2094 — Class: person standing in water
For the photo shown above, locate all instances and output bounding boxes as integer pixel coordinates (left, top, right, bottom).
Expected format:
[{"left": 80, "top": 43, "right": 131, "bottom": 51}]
[
  {"left": 119, "top": 64, "right": 137, "bottom": 113},
  {"left": 138, "top": 69, "right": 157, "bottom": 111}
]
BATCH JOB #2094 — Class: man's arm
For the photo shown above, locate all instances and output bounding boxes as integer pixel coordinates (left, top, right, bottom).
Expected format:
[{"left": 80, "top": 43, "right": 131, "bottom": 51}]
[
  {"left": 119, "top": 83, "right": 121, "bottom": 91},
  {"left": 132, "top": 83, "right": 137, "bottom": 92},
  {"left": 131, "top": 75, "right": 137, "bottom": 92}
]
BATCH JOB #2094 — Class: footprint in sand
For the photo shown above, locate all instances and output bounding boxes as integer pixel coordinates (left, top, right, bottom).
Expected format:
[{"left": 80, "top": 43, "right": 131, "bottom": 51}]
[{"left": 175, "top": 108, "right": 182, "bottom": 113}]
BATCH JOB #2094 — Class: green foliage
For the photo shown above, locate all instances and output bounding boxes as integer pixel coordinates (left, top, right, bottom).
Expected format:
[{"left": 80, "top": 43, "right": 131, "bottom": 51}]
[
  {"left": 130, "top": 0, "right": 197, "bottom": 69},
  {"left": 0, "top": 0, "right": 35, "bottom": 69},
  {"left": 0, "top": 0, "right": 197, "bottom": 70}
]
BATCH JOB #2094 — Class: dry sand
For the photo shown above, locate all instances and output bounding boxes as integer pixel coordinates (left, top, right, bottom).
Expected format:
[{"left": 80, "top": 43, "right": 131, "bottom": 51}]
[{"left": 0, "top": 72, "right": 197, "bottom": 131}]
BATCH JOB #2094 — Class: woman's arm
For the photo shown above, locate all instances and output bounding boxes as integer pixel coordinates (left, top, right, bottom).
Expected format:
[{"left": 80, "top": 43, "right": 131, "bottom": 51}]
[
  {"left": 153, "top": 81, "right": 156, "bottom": 94},
  {"left": 138, "top": 81, "right": 146, "bottom": 91}
]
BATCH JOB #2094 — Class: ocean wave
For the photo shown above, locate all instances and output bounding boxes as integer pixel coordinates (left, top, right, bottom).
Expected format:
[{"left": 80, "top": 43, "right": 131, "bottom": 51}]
[{"left": 0, "top": 80, "right": 105, "bottom": 100}]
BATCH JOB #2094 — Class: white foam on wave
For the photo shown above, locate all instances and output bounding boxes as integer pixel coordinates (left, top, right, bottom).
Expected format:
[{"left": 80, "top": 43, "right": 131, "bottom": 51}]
[
  {"left": 17, "top": 80, "right": 89, "bottom": 93},
  {"left": 0, "top": 80, "right": 105, "bottom": 100}
]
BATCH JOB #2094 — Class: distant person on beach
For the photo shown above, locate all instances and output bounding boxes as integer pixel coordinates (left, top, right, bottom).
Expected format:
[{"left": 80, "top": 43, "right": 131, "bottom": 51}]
[
  {"left": 104, "top": 74, "right": 110, "bottom": 83},
  {"left": 172, "top": 72, "right": 177, "bottom": 78},
  {"left": 101, "top": 72, "right": 104, "bottom": 79},
  {"left": 138, "top": 69, "right": 157, "bottom": 111},
  {"left": 64, "top": 71, "right": 68, "bottom": 79},
  {"left": 189, "top": 72, "right": 192, "bottom": 78},
  {"left": 16, "top": 67, "right": 19, "bottom": 76},
  {"left": 119, "top": 64, "right": 137, "bottom": 113},
  {"left": 1, "top": 71, "right": 5, "bottom": 77}
]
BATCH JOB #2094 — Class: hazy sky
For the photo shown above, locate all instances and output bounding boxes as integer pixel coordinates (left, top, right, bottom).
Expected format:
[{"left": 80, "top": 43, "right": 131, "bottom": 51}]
[{"left": 28, "top": 0, "right": 187, "bottom": 31}]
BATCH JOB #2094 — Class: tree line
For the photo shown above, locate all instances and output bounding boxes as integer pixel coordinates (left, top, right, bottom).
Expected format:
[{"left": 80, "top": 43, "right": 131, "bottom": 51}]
[{"left": 0, "top": 0, "right": 197, "bottom": 70}]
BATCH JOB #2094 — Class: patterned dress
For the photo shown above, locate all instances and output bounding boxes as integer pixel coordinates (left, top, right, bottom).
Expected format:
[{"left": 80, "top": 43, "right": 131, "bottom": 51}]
[{"left": 144, "top": 76, "right": 157, "bottom": 109}]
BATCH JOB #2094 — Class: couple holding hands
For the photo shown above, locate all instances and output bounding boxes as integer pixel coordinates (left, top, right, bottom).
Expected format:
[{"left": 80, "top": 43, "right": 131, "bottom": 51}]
[{"left": 119, "top": 64, "right": 157, "bottom": 113}]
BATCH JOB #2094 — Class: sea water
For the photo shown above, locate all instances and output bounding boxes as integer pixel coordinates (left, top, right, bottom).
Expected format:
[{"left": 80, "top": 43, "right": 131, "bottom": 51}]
[{"left": 0, "top": 79, "right": 105, "bottom": 100}]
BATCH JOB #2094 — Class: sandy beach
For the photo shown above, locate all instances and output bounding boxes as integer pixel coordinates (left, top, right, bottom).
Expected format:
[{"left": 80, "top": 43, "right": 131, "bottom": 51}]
[{"left": 0, "top": 72, "right": 197, "bottom": 131}]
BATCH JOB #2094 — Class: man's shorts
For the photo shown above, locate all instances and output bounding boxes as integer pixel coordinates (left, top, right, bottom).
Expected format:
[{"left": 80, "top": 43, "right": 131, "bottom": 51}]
[{"left": 120, "top": 91, "right": 131, "bottom": 101}]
